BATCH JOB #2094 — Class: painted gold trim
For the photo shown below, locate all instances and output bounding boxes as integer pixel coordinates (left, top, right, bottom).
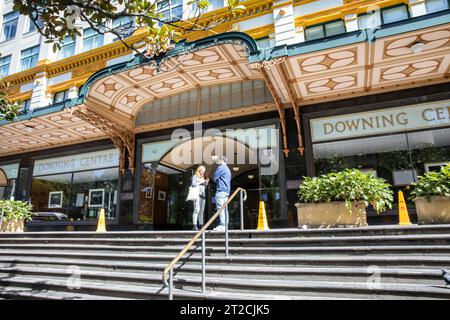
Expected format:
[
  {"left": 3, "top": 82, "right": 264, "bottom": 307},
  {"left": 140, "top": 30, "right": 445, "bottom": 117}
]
[{"left": 9, "top": 91, "right": 33, "bottom": 102}]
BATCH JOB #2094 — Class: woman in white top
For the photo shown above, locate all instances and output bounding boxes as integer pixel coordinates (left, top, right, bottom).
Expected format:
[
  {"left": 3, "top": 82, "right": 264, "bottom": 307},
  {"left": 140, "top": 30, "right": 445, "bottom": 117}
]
[{"left": 191, "top": 165, "right": 208, "bottom": 231}]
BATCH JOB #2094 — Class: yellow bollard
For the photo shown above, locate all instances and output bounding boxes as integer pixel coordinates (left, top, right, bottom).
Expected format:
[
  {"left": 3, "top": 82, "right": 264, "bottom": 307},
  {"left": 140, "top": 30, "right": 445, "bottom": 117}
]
[
  {"left": 96, "top": 208, "right": 107, "bottom": 232},
  {"left": 257, "top": 201, "right": 269, "bottom": 231},
  {"left": 398, "top": 191, "right": 411, "bottom": 226}
]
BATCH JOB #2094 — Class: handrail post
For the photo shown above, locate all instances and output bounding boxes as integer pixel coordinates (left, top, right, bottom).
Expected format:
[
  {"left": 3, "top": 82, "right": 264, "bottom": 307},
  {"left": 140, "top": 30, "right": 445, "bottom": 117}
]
[
  {"left": 225, "top": 202, "right": 229, "bottom": 258},
  {"left": 201, "top": 232, "right": 206, "bottom": 294},
  {"left": 240, "top": 190, "right": 244, "bottom": 231},
  {"left": 162, "top": 188, "right": 246, "bottom": 295},
  {"left": 0, "top": 205, "right": 4, "bottom": 231},
  {"left": 169, "top": 268, "right": 174, "bottom": 300}
]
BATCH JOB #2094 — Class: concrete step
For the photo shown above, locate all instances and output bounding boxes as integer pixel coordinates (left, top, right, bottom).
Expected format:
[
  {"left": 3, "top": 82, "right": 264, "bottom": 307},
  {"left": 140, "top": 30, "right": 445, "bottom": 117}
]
[
  {"left": 1, "top": 244, "right": 450, "bottom": 255},
  {"left": 0, "top": 271, "right": 448, "bottom": 300},
  {"left": 8, "top": 224, "right": 450, "bottom": 239},
  {"left": 0, "top": 258, "right": 445, "bottom": 283},
  {"left": 0, "top": 285, "right": 129, "bottom": 300},
  {"left": 0, "top": 251, "right": 449, "bottom": 268},
  {"left": 1, "top": 234, "right": 450, "bottom": 247},
  {"left": 0, "top": 274, "right": 356, "bottom": 300},
  {"left": 1, "top": 226, "right": 449, "bottom": 299},
  {"left": 0, "top": 265, "right": 445, "bottom": 287}
]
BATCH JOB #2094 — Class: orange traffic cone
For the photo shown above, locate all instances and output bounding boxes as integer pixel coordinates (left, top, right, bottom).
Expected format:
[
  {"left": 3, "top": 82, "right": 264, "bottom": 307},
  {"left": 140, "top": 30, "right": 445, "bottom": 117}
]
[
  {"left": 257, "top": 201, "right": 269, "bottom": 231},
  {"left": 398, "top": 191, "right": 411, "bottom": 226},
  {"left": 96, "top": 208, "right": 107, "bottom": 232}
]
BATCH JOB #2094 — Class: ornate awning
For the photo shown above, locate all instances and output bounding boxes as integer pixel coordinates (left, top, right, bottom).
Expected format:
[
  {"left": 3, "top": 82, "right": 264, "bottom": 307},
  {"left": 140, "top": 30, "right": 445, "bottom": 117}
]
[
  {"left": 253, "top": 11, "right": 450, "bottom": 154},
  {"left": 1, "top": 11, "right": 449, "bottom": 171}
]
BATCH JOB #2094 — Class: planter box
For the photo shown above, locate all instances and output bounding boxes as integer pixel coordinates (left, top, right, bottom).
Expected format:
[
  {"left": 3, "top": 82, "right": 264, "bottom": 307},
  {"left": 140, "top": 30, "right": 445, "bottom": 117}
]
[
  {"left": 414, "top": 196, "right": 450, "bottom": 224},
  {"left": 295, "top": 201, "right": 368, "bottom": 228},
  {"left": 0, "top": 219, "right": 25, "bottom": 232}
]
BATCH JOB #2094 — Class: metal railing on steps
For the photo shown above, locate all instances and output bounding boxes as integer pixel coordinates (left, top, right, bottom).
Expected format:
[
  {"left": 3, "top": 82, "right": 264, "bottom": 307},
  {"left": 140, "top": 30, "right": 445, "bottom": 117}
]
[{"left": 162, "top": 187, "right": 247, "bottom": 300}]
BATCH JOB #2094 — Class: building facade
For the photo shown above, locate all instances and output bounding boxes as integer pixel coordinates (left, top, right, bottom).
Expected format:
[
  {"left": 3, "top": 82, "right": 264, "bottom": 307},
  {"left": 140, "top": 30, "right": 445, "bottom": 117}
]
[{"left": 0, "top": 0, "right": 449, "bottom": 230}]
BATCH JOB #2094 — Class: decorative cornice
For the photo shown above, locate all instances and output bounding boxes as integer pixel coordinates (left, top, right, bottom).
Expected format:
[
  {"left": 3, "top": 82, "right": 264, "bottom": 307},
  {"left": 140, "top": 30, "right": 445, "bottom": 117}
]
[{"left": 251, "top": 56, "right": 287, "bottom": 69}]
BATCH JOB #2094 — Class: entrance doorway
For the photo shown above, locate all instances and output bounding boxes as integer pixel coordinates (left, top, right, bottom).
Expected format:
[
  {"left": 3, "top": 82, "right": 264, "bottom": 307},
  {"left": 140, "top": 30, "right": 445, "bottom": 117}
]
[{"left": 137, "top": 125, "right": 283, "bottom": 229}]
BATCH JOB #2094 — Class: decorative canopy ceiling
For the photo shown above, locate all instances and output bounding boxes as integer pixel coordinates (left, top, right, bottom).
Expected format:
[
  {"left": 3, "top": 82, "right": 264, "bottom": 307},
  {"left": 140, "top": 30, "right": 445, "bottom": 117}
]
[
  {"left": 263, "top": 23, "right": 450, "bottom": 106},
  {"left": 0, "top": 11, "right": 449, "bottom": 160},
  {"left": 0, "top": 110, "right": 105, "bottom": 156},
  {"left": 78, "top": 36, "right": 264, "bottom": 129}
]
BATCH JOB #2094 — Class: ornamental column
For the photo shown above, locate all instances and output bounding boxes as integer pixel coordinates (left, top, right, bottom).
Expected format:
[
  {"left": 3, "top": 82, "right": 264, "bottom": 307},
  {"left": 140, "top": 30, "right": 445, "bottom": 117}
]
[
  {"left": 29, "top": 64, "right": 51, "bottom": 111},
  {"left": 273, "top": 0, "right": 301, "bottom": 45}
]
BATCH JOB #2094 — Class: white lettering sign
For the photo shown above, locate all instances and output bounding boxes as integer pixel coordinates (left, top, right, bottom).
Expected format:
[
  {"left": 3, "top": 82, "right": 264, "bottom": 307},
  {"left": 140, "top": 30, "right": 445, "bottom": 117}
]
[
  {"left": 33, "top": 149, "right": 119, "bottom": 176},
  {"left": 311, "top": 100, "right": 450, "bottom": 142}
]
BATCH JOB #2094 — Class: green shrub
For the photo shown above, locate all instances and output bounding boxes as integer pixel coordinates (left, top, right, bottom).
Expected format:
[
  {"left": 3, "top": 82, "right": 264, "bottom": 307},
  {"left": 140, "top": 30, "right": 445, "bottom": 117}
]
[
  {"left": 410, "top": 164, "right": 450, "bottom": 200},
  {"left": 298, "top": 169, "right": 393, "bottom": 213},
  {"left": 0, "top": 200, "right": 35, "bottom": 221}
]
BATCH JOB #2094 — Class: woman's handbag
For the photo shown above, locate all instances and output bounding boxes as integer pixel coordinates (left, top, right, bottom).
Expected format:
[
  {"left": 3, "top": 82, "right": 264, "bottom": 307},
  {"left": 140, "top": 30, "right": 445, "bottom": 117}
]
[{"left": 186, "top": 185, "right": 200, "bottom": 201}]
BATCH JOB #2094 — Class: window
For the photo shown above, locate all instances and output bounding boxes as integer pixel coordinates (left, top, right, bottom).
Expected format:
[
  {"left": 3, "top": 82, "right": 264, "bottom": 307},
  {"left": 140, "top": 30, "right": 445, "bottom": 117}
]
[
  {"left": 359, "top": 5, "right": 410, "bottom": 29},
  {"left": 83, "top": 27, "right": 104, "bottom": 51},
  {"left": 305, "top": 20, "right": 346, "bottom": 41},
  {"left": 58, "top": 36, "right": 76, "bottom": 60},
  {"left": 27, "top": 18, "right": 44, "bottom": 33},
  {"left": 0, "top": 55, "right": 11, "bottom": 77},
  {"left": 53, "top": 90, "right": 69, "bottom": 104},
  {"left": 0, "top": 163, "right": 19, "bottom": 201},
  {"left": 157, "top": 0, "right": 183, "bottom": 22},
  {"left": 1, "top": 11, "right": 19, "bottom": 41},
  {"left": 207, "top": 0, "right": 224, "bottom": 11},
  {"left": 19, "top": 99, "right": 31, "bottom": 113},
  {"left": 425, "top": 0, "right": 450, "bottom": 13},
  {"left": 192, "top": 0, "right": 223, "bottom": 13},
  {"left": 112, "top": 17, "right": 135, "bottom": 41},
  {"left": 381, "top": 5, "right": 409, "bottom": 24},
  {"left": 20, "top": 46, "right": 40, "bottom": 71},
  {"left": 136, "top": 80, "right": 274, "bottom": 126},
  {"left": 31, "top": 149, "right": 119, "bottom": 220},
  {"left": 325, "top": 20, "right": 346, "bottom": 37}
]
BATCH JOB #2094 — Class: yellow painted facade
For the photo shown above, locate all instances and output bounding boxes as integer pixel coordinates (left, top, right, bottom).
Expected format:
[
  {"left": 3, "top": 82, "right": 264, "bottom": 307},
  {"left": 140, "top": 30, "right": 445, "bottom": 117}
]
[{"left": 2, "top": 0, "right": 416, "bottom": 102}]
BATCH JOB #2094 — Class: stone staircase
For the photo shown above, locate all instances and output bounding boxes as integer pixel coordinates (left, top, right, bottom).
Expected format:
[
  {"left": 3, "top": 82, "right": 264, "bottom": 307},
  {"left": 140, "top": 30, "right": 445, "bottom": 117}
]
[{"left": 0, "top": 225, "right": 450, "bottom": 300}]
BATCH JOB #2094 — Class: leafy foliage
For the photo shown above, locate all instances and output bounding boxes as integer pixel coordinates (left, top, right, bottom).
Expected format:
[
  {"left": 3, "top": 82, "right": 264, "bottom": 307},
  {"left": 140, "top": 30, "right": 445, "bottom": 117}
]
[
  {"left": 409, "top": 163, "right": 450, "bottom": 200},
  {"left": 1, "top": 1, "right": 245, "bottom": 120},
  {"left": 0, "top": 200, "right": 35, "bottom": 221},
  {"left": 298, "top": 169, "right": 393, "bottom": 213},
  {"left": 0, "top": 82, "right": 21, "bottom": 121},
  {"left": 12, "top": 0, "right": 246, "bottom": 57}
]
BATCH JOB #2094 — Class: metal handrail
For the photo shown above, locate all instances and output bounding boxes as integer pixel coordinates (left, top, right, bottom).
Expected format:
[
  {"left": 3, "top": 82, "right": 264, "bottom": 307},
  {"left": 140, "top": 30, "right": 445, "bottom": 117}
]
[{"left": 162, "top": 187, "right": 247, "bottom": 296}]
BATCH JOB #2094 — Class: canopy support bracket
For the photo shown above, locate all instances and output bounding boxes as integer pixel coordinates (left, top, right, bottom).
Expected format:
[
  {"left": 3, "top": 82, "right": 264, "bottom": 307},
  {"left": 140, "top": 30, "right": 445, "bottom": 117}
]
[
  {"left": 277, "top": 62, "right": 305, "bottom": 155},
  {"left": 69, "top": 106, "right": 135, "bottom": 175},
  {"left": 261, "top": 67, "right": 290, "bottom": 157}
]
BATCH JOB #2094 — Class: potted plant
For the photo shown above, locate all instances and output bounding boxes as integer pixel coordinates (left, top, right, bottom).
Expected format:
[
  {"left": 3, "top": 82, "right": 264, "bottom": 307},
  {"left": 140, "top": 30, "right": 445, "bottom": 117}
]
[
  {"left": 0, "top": 200, "right": 35, "bottom": 232},
  {"left": 296, "top": 169, "right": 393, "bottom": 228},
  {"left": 410, "top": 164, "right": 450, "bottom": 224}
]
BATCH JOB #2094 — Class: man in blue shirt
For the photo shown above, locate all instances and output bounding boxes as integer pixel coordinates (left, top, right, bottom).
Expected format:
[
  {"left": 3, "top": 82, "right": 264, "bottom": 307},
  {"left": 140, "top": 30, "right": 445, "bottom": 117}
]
[{"left": 212, "top": 155, "right": 231, "bottom": 231}]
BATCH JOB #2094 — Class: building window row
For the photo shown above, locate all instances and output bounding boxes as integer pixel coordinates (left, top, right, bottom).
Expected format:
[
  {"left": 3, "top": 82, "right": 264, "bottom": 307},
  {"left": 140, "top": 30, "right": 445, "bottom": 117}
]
[{"left": 304, "top": 0, "right": 449, "bottom": 42}]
